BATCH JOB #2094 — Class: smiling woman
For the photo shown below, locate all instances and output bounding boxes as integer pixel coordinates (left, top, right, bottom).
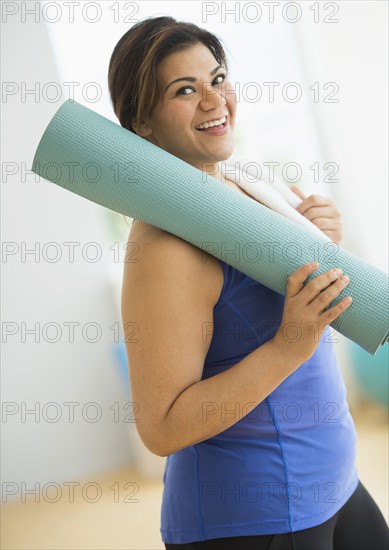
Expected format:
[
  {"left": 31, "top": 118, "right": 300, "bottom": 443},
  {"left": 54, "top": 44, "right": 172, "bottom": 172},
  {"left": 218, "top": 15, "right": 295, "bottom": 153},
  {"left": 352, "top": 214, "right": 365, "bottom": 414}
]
[
  {"left": 108, "top": 19, "right": 236, "bottom": 179},
  {"left": 130, "top": 42, "right": 236, "bottom": 176},
  {"left": 108, "top": 15, "right": 389, "bottom": 550}
]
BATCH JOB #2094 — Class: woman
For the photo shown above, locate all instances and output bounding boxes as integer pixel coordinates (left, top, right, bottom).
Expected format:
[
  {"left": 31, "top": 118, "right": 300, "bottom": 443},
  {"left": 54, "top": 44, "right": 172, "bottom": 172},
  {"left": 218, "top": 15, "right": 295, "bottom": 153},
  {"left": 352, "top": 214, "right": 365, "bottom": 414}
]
[{"left": 108, "top": 16, "right": 389, "bottom": 550}]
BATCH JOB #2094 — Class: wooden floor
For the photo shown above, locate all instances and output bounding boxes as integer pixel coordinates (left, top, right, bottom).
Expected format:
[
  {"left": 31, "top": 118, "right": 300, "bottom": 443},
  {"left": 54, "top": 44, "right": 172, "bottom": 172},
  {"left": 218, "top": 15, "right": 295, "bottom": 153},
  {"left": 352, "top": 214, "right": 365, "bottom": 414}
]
[{"left": 2, "top": 399, "right": 388, "bottom": 550}]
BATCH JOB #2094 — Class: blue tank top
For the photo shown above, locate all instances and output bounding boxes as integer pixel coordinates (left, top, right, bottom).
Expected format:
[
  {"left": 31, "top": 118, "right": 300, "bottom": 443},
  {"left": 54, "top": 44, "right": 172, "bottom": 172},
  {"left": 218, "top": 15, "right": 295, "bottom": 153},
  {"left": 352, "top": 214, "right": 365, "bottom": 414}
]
[{"left": 161, "top": 259, "right": 359, "bottom": 544}]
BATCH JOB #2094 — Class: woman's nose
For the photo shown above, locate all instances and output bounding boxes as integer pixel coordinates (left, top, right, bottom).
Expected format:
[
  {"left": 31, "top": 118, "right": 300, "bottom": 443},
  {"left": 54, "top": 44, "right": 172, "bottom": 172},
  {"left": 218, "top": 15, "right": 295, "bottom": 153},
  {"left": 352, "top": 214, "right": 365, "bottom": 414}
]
[{"left": 199, "top": 83, "right": 227, "bottom": 110}]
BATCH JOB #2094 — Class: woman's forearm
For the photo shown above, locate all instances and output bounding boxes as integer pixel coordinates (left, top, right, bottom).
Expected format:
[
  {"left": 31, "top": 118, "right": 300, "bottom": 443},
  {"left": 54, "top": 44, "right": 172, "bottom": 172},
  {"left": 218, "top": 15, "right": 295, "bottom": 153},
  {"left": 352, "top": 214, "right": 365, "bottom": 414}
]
[{"left": 157, "top": 339, "right": 301, "bottom": 456}]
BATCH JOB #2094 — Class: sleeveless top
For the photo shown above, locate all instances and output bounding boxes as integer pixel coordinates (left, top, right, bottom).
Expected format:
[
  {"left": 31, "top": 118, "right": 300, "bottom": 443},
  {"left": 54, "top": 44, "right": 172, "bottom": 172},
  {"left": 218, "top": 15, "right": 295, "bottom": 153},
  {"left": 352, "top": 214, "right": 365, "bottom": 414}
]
[{"left": 160, "top": 259, "right": 359, "bottom": 544}]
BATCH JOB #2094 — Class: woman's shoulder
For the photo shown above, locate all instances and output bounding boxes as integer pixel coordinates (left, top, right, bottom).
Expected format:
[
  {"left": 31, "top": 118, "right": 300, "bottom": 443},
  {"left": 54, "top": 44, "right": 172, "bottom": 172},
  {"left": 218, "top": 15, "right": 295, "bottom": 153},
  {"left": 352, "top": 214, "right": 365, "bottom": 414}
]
[{"left": 126, "top": 219, "right": 224, "bottom": 306}]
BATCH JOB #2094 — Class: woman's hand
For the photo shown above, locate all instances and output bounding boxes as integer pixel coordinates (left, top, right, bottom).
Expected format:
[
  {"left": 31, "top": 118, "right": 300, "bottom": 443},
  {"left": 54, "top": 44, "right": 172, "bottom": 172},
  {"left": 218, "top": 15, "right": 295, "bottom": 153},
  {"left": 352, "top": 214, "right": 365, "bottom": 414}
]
[
  {"left": 291, "top": 186, "right": 343, "bottom": 245},
  {"left": 274, "top": 262, "right": 352, "bottom": 365}
]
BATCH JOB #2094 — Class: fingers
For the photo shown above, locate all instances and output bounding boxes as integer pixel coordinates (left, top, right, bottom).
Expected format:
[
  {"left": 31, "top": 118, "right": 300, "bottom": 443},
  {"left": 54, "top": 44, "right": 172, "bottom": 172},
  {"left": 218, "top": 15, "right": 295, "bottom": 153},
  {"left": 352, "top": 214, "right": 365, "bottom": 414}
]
[
  {"left": 320, "top": 295, "right": 353, "bottom": 327},
  {"left": 286, "top": 262, "right": 319, "bottom": 298},
  {"left": 308, "top": 273, "right": 351, "bottom": 315},
  {"left": 282, "top": 262, "right": 353, "bottom": 362},
  {"left": 296, "top": 194, "right": 334, "bottom": 216},
  {"left": 290, "top": 186, "right": 306, "bottom": 200},
  {"left": 299, "top": 267, "right": 347, "bottom": 304},
  {"left": 299, "top": 206, "right": 341, "bottom": 223},
  {"left": 287, "top": 263, "right": 352, "bottom": 318}
]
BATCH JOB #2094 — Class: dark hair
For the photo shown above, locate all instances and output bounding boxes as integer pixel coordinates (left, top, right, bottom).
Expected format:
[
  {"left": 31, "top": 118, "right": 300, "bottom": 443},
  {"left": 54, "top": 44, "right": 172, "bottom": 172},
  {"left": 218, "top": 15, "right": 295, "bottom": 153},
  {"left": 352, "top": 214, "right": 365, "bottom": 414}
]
[{"left": 108, "top": 15, "right": 229, "bottom": 134}]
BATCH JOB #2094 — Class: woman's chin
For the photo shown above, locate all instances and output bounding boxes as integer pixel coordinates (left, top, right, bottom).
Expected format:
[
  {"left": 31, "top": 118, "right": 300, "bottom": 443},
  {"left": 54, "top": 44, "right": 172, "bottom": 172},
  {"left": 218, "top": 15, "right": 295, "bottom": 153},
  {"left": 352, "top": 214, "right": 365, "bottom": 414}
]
[
  {"left": 215, "top": 146, "right": 235, "bottom": 163},
  {"left": 205, "top": 141, "right": 235, "bottom": 163}
]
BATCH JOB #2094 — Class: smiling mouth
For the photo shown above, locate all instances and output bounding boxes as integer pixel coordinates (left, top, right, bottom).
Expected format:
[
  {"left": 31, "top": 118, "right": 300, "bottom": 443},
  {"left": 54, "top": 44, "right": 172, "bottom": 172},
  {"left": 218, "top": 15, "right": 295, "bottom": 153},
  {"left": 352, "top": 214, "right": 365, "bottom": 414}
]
[{"left": 196, "top": 118, "right": 229, "bottom": 132}]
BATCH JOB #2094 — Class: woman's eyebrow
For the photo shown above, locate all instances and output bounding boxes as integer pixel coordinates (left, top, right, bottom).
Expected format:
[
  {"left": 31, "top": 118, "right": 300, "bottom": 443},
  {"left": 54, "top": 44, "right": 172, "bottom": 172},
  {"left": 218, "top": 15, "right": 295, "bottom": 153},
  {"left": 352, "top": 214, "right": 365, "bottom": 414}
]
[{"left": 164, "top": 65, "right": 224, "bottom": 93}]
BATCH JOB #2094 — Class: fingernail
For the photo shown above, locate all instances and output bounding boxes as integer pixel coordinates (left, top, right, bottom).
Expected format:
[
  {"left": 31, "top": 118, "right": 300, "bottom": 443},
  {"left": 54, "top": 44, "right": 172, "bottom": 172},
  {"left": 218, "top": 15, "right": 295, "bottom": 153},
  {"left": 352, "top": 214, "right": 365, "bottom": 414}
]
[
  {"left": 332, "top": 268, "right": 343, "bottom": 276},
  {"left": 339, "top": 275, "right": 350, "bottom": 285}
]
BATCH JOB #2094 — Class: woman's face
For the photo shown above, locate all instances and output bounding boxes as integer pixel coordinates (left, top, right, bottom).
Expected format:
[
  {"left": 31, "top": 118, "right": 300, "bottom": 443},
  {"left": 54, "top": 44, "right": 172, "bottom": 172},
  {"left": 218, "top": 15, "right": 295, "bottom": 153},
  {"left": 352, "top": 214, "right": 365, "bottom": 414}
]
[{"left": 137, "top": 42, "right": 237, "bottom": 172}]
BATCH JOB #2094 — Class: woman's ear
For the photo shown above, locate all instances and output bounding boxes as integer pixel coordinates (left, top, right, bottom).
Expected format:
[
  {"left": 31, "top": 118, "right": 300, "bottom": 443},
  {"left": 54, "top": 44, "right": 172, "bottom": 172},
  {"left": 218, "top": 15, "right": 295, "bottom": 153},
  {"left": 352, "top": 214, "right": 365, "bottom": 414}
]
[{"left": 133, "top": 119, "right": 153, "bottom": 138}]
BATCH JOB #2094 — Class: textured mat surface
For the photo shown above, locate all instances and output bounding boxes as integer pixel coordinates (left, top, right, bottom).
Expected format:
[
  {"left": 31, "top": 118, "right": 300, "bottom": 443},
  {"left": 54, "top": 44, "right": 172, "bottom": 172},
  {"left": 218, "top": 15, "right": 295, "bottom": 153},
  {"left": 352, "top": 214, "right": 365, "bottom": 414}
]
[{"left": 31, "top": 100, "right": 389, "bottom": 355}]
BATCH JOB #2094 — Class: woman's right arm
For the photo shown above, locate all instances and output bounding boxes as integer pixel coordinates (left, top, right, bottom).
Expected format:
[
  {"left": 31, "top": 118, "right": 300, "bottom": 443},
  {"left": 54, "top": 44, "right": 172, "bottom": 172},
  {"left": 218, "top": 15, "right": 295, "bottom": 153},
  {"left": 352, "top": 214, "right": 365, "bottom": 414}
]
[{"left": 122, "top": 229, "right": 352, "bottom": 457}]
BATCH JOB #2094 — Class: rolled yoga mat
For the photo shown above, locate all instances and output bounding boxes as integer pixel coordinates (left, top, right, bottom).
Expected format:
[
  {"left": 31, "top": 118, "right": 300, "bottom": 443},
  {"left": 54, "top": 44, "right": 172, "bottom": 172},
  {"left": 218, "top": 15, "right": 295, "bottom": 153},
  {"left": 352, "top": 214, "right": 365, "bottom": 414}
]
[{"left": 31, "top": 100, "right": 389, "bottom": 356}]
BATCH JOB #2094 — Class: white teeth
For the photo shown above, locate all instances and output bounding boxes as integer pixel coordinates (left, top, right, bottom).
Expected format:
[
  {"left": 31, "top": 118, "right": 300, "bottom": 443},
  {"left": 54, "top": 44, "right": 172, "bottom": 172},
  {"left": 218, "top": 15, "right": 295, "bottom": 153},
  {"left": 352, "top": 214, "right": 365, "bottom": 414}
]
[{"left": 197, "top": 115, "right": 227, "bottom": 130}]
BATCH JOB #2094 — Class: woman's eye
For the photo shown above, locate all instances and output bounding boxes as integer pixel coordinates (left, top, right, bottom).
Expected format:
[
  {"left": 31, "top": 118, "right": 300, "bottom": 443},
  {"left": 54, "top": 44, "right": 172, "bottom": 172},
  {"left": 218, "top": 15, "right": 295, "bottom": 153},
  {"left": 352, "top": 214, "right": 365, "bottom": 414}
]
[
  {"left": 176, "top": 86, "right": 195, "bottom": 96},
  {"left": 214, "top": 73, "right": 226, "bottom": 85},
  {"left": 176, "top": 74, "right": 226, "bottom": 96}
]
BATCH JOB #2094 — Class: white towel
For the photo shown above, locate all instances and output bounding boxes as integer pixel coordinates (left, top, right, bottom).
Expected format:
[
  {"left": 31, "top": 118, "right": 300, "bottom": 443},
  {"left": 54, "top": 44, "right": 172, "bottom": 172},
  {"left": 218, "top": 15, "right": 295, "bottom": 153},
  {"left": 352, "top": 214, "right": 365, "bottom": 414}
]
[{"left": 221, "top": 155, "right": 332, "bottom": 242}]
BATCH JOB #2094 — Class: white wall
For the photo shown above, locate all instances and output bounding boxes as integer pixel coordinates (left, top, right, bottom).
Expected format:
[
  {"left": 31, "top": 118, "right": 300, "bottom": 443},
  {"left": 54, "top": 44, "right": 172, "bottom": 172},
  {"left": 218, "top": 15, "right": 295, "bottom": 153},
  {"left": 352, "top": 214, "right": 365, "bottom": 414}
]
[
  {"left": 294, "top": 0, "right": 388, "bottom": 269},
  {"left": 1, "top": 3, "right": 135, "bottom": 503}
]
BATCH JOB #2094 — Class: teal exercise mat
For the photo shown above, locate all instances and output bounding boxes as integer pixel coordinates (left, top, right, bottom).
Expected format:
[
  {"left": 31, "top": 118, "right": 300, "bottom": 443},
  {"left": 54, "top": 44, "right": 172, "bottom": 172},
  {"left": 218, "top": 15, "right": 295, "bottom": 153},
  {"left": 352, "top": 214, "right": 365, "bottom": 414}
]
[{"left": 31, "top": 100, "right": 389, "bottom": 355}]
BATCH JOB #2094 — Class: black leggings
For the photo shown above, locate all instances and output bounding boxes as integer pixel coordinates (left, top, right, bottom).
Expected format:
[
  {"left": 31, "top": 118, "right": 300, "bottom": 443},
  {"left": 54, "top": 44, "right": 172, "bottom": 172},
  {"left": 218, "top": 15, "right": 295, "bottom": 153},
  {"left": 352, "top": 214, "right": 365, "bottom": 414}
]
[{"left": 164, "top": 481, "right": 389, "bottom": 550}]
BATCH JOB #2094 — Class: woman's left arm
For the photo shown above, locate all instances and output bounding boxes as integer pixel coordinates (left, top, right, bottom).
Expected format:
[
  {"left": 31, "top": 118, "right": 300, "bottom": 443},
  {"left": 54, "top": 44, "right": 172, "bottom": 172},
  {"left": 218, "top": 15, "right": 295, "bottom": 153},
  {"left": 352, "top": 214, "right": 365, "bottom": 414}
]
[{"left": 291, "top": 186, "right": 343, "bottom": 245}]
